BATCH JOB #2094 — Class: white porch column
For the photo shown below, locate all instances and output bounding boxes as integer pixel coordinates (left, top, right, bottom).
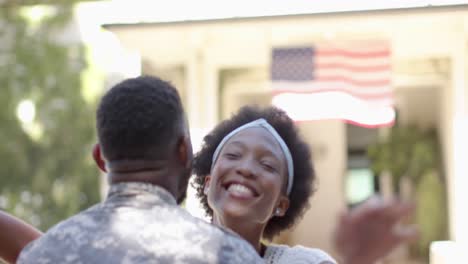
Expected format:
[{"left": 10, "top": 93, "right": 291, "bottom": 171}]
[
  {"left": 186, "top": 30, "right": 204, "bottom": 129},
  {"left": 201, "top": 36, "right": 220, "bottom": 129},
  {"left": 448, "top": 32, "right": 468, "bottom": 244}
]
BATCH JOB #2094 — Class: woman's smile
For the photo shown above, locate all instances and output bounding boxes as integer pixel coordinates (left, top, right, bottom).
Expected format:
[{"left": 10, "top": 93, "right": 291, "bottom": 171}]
[{"left": 225, "top": 182, "right": 258, "bottom": 199}]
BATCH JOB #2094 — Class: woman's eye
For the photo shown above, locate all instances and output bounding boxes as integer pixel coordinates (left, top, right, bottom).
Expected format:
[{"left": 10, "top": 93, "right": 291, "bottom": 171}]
[
  {"left": 225, "top": 153, "right": 240, "bottom": 159},
  {"left": 262, "top": 162, "right": 276, "bottom": 172}
]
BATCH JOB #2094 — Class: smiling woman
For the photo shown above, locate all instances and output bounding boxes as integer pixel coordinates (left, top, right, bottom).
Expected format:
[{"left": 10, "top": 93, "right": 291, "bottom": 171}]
[
  {"left": 207, "top": 126, "right": 290, "bottom": 227},
  {"left": 192, "top": 105, "right": 336, "bottom": 263}
]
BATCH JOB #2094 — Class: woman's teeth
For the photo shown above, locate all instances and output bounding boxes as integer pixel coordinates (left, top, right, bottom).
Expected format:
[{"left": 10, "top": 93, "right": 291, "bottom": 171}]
[{"left": 227, "top": 183, "right": 254, "bottom": 197}]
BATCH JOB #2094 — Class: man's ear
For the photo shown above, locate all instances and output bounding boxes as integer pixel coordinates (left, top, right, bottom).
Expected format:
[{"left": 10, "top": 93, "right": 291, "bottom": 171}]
[
  {"left": 177, "top": 136, "right": 193, "bottom": 169},
  {"left": 92, "top": 144, "right": 107, "bottom": 173}
]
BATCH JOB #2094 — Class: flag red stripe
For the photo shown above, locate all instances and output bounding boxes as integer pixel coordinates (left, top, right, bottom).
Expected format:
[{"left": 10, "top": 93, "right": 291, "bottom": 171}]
[
  {"left": 294, "top": 118, "right": 394, "bottom": 128},
  {"left": 344, "top": 119, "right": 395, "bottom": 128},
  {"left": 316, "top": 49, "right": 390, "bottom": 58},
  {"left": 315, "top": 63, "right": 391, "bottom": 72},
  {"left": 271, "top": 89, "right": 393, "bottom": 100},
  {"left": 315, "top": 76, "right": 390, "bottom": 86}
]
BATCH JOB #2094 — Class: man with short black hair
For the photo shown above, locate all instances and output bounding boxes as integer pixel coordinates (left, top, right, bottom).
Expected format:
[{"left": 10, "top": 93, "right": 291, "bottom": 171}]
[{"left": 17, "top": 76, "right": 263, "bottom": 264}]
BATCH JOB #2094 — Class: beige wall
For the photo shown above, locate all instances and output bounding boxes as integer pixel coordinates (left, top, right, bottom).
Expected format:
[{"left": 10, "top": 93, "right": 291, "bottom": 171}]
[{"left": 290, "top": 121, "right": 346, "bottom": 256}]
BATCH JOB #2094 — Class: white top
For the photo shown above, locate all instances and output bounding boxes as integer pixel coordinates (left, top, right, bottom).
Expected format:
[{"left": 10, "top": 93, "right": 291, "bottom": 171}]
[{"left": 264, "top": 244, "right": 337, "bottom": 264}]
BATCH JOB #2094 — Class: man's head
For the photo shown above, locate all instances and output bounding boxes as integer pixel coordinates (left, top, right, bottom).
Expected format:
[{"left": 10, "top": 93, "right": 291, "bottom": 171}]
[{"left": 95, "top": 76, "right": 193, "bottom": 202}]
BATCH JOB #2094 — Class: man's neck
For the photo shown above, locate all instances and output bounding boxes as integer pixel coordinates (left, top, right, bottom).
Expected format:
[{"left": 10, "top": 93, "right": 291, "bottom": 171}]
[{"left": 107, "top": 160, "right": 179, "bottom": 200}]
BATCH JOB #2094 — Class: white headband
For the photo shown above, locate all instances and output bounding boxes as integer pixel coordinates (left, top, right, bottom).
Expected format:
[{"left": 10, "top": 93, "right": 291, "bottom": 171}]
[{"left": 211, "top": 118, "right": 294, "bottom": 195}]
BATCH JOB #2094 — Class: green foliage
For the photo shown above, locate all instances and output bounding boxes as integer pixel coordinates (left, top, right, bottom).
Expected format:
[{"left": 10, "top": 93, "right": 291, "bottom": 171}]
[
  {"left": 367, "top": 125, "right": 448, "bottom": 259},
  {"left": 0, "top": 3, "right": 100, "bottom": 230},
  {"left": 367, "top": 125, "right": 440, "bottom": 190},
  {"left": 413, "top": 170, "right": 448, "bottom": 259}
]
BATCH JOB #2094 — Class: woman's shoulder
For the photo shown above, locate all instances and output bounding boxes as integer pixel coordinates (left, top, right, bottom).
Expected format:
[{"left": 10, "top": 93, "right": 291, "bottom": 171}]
[{"left": 265, "top": 244, "right": 337, "bottom": 264}]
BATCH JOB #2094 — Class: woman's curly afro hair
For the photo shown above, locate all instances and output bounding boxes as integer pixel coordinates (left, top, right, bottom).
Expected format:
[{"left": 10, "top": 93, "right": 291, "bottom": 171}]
[{"left": 192, "top": 105, "right": 316, "bottom": 240}]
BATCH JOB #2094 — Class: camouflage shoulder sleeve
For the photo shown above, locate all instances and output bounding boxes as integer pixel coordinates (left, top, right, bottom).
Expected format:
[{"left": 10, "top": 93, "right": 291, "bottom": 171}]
[{"left": 217, "top": 230, "right": 264, "bottom": 264}]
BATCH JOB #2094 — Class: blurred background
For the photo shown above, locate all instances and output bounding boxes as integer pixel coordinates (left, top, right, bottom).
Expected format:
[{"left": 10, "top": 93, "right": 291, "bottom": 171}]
[{"left": 2, "top": 1, "right": 468, "bottom": 263}]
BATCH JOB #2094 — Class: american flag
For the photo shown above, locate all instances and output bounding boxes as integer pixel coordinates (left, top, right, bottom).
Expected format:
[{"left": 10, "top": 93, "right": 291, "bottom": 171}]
[{"left": 270, "top": 40, "right": 395, "bottom": 127}]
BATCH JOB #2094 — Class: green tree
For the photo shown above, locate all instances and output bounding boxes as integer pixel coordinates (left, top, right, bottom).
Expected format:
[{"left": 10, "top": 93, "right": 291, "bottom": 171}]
[
  {"left": 0, "top": 1, "right": 100, "bottom": 230},
  {"left": 367, "top": 125, "right": 448, "bottom": 260}
]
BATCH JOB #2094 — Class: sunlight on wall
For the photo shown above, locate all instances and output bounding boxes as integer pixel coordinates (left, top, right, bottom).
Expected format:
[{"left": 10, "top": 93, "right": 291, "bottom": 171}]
[
  {"left": 272, "top": 92, "right": 395, "bottom": 128},
  {"left": 431, "top": 241, "right": 468, "bottom": 263},
  {"left": 345, "top": 168, "right": 375, "bottom": 204},
  {"left": 452, "top": 117, "right": 468, "bottom": 243},
  {"left": 75, "top": 5, "right": 142, "bottom": 104},
  {"left": 79, "top": 0, "right": 468, "bottom": 25}
]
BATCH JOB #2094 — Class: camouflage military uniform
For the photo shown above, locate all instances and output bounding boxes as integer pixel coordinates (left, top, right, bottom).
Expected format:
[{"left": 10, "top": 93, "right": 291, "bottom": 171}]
[{"left": 18, "top": 182, "right": 263, "bottom": 264}]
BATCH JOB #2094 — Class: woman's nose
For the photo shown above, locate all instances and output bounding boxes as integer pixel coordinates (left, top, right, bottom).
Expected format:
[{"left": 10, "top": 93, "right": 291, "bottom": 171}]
[{"left": 235, "top": 158, "right": 257, "bottom": 179}]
